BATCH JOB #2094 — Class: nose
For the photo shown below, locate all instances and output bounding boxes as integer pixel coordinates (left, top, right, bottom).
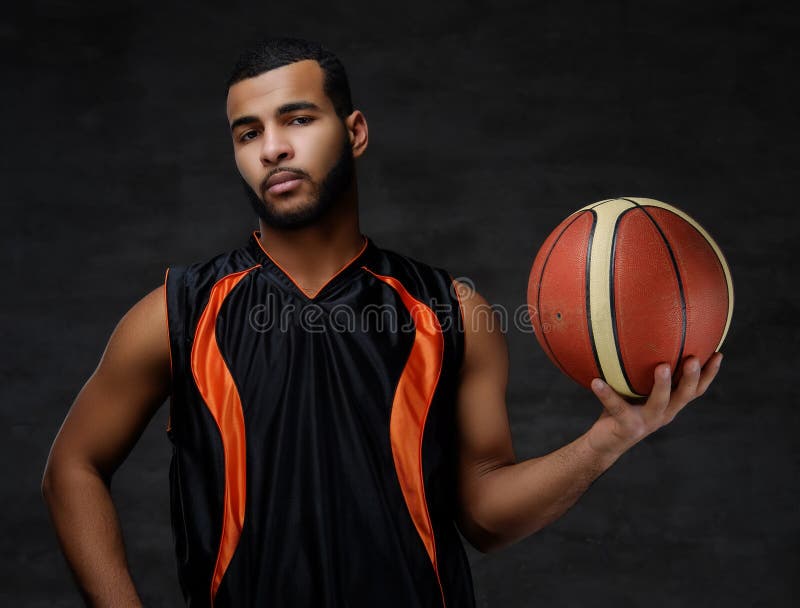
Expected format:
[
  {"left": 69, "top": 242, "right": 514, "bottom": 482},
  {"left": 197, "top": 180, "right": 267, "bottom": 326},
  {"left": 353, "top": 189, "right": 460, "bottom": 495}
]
[{"left": 260, "top": 128, "right": 293, "bottom": 165}]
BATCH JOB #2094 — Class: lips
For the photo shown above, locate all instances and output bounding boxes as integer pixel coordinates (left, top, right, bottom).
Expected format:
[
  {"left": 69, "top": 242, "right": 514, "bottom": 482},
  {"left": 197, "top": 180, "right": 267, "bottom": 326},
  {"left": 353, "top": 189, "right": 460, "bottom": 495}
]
[{"left": 265, "top": 171, "right": 305, "bottom": 194}]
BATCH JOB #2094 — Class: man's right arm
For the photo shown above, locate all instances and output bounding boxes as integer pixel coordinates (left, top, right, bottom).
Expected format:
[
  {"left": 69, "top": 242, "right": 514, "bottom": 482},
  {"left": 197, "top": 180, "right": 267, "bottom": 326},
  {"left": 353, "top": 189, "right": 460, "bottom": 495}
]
[{"left": 41, "top": 284, "right": 172, "bottom": 607}]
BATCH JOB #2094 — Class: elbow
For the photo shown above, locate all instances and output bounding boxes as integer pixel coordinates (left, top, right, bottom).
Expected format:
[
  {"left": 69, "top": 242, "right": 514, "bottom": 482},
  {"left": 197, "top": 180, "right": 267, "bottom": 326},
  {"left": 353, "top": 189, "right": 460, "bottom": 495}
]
[
  {"left": 468, "top": 531, "right": 516, "bottom": 555},
  {"left": 463, "top": 525, "right": 539, "bottom": 555},
  {"left": 456, "top": 510, "right": 514, "bottom": 555},
  {"left": 466, "top": 537, "right": 502, "bottom": 555},
  {"left": 40, "top": 452, "right": 107, "bottom": 505},
  {"left": 461, "top": 528, "right": 509, "bottom": 555},
  {"left": 457, "top": 497, "right": 551, "bottom": 554}
]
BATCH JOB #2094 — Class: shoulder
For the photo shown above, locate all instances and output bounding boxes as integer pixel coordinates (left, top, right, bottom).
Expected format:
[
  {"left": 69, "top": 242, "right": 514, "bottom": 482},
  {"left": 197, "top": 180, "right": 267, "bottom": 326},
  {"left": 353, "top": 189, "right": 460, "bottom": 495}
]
[
  {"left": 368, "top": 242, "right": 460, "bottom": 302},
  {"left": 451, "top": 278, "right": 495, "bottom": 322},
  {"left": 165, "top": 239, "right": 261, "bottom": 298},
  {"left": 449, "top": 277, "right": 508, "bottom": 378},
  {"left": 170, "top": 243, "right": 259, "bottom": 286}
]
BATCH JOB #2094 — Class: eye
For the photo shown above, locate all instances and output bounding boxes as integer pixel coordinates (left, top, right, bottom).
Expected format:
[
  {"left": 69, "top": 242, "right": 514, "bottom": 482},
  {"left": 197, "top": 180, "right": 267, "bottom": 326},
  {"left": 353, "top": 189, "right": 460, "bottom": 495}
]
[
  {"left": 289, "top": 116, "right": 314, "bottom": 126},
  {"left": 238, "top": 130, "right": 258, "bottom": 142}
]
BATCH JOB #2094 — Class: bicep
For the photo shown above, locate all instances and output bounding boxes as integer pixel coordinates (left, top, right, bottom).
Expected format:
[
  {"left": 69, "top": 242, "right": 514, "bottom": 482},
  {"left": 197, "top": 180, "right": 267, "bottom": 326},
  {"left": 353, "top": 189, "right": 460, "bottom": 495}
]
[
  {"left": 46, "top": 285, "right": 172, "bottom": 480},
  {"left": 455, "top": 282, "right": 516, "bottom": 509}
]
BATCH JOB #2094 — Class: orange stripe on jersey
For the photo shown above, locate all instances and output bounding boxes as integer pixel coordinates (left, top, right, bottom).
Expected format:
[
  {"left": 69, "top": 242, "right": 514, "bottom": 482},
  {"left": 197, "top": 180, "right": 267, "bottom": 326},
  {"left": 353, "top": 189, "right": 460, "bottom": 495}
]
[
  {"left": 363, "top": 267, "right": 447, "bottom": 607},
  {"left": 190, "top": 264, "right": 259, "bottom": 606}
]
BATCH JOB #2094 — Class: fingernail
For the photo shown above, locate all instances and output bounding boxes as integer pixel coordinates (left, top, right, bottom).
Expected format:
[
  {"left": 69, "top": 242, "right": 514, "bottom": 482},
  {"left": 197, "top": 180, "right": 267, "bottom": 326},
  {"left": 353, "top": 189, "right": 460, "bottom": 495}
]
[{"left": 592, "top": 379, "right": 605, "bottom": 391}]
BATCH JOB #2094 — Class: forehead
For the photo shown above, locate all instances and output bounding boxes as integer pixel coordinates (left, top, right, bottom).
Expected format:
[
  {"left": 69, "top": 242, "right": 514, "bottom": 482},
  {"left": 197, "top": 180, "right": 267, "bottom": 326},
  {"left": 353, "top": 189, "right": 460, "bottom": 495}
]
[{"left": 226, "top": 59, "right": 332, "bottom": 120}]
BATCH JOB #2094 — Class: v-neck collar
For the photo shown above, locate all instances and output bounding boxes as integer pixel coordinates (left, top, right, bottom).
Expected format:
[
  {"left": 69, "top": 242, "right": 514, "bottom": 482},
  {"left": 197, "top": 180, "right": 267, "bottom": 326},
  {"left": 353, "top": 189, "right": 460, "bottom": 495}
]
[{"left": 246, "top": 230, "right": 377, "bottom": 301}]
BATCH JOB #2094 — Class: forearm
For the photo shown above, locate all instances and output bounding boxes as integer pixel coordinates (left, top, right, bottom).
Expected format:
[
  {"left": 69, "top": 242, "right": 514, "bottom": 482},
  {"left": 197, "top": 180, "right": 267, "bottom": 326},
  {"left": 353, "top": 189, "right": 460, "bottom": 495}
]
[
  {"left": 466, "top": 431, "right": 621, "bottom": 552},
  {"left": 41, "top": 462, "right": 143, "bottom": 607}
]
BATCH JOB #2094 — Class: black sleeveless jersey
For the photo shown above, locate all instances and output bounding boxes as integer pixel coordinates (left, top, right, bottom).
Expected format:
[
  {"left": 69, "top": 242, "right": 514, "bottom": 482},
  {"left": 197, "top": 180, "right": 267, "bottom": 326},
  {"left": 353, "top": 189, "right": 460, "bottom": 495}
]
[{"left": 163, "top": 230, "right": 475, "bottom": 607}]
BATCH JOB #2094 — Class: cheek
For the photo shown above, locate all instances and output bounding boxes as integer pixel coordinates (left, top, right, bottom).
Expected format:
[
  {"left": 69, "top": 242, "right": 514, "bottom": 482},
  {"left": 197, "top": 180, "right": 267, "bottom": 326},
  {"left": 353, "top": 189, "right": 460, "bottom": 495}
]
[
  {"left": 234, "top": 149, "right": 257, "bottom": 182},
  {"left": 312, "top": 128, "right": 347, "bottom": 171}
]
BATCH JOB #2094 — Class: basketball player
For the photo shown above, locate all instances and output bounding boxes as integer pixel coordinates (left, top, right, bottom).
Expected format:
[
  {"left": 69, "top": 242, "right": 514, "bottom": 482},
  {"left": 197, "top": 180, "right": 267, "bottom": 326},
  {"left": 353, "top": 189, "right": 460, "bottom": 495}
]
[{"left": 41, "top": 37, "right": 723, "bottom": 607}]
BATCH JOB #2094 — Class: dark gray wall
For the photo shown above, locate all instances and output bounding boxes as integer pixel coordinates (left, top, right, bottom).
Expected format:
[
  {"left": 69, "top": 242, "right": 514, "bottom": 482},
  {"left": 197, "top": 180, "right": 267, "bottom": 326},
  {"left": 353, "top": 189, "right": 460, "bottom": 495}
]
[{"left": 3, "top": 1, "right": 797, "bottom": 606}]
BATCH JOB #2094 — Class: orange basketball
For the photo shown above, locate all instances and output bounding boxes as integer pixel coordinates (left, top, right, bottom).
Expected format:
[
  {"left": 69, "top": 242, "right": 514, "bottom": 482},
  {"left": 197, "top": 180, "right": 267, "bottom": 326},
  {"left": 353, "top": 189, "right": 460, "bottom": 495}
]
[{"left": 526, "top": 197, "right": 733, "bottom": 398}]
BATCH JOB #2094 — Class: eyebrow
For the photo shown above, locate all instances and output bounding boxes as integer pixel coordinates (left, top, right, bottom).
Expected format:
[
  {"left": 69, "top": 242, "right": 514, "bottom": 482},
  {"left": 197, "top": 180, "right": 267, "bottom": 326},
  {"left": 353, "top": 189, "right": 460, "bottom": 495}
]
[{"left": 229, "top": 100, "right": 323, "bottom": 132}]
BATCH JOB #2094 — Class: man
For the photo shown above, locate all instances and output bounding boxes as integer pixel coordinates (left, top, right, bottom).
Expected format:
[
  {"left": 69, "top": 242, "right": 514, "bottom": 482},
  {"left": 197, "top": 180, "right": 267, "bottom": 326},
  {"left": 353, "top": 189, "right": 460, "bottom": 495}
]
[{"left": 41, "top": 37, "right": 723, "bottom": 607}]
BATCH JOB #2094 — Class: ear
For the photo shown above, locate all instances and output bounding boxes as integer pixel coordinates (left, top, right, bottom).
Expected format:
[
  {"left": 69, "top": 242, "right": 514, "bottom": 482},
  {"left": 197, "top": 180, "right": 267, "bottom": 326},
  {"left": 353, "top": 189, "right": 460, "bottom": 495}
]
[{"left": 344, "top": 110, "right": 368, "bottom": 158}]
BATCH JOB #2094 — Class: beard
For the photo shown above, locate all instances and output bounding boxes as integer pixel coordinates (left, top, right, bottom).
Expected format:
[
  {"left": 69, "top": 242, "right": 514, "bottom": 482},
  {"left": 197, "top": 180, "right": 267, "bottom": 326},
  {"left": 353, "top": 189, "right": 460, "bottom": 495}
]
[{"left": 240, "top": 135, "right": 355, "bottom": 230}]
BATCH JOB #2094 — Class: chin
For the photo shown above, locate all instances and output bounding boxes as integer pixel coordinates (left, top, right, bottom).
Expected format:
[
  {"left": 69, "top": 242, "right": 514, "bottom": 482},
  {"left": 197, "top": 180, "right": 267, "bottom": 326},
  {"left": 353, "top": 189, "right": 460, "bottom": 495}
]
[{"left": 260, "top": 199, "right": 328, "bottom": 230}]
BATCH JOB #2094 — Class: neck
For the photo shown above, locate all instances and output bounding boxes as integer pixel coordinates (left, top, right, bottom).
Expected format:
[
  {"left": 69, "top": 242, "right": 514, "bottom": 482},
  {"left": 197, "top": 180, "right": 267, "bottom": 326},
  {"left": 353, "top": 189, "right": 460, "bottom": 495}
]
[{"left": 255, "top": 195, "right": 365, "bottom": 295}]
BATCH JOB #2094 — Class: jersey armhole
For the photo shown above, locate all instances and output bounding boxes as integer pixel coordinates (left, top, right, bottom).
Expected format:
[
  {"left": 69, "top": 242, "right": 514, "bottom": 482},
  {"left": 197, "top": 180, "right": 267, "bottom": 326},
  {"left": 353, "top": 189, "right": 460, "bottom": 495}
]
[{"left": 448, "top": 273, "right": 467, "bottom": 373}]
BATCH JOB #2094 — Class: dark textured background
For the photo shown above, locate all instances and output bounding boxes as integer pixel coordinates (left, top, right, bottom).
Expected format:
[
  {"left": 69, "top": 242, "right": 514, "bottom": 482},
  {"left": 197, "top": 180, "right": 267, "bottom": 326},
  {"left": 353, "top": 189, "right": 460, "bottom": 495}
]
[{"left": 3, "top": 1, "right": 798, "bottom": 606}]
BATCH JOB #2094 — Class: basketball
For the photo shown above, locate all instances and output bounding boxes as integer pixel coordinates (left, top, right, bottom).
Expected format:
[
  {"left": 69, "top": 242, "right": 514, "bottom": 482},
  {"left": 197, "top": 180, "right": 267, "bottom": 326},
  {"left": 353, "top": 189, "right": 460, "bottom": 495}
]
[{"left": 526, "top": 197, "right": 734, "bottom": 398}]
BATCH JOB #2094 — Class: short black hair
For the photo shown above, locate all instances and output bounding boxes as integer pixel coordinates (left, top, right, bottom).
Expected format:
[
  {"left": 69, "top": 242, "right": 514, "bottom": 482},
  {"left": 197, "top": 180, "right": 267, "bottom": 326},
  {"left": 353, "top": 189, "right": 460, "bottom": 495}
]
[{"left": 226, "top": 36, "right": 353, "bottom": 120}]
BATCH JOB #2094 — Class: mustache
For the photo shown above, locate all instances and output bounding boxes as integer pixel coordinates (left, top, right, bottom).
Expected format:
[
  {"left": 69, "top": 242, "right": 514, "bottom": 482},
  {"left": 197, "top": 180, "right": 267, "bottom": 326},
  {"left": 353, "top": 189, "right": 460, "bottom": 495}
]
[{"left": 261, "top": 167, "right": 310, "bottom": 194}]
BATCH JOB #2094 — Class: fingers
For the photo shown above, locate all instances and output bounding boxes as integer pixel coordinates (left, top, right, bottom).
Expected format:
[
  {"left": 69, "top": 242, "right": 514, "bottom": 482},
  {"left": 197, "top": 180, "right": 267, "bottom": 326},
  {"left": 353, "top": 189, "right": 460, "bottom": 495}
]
[
  {"left": 645, "top": 363, "right": 673, "bottom": 418},
  {"left": 588, "top": 354, "right": 724, "bottom": 452},
  {"left": 671, "top": 356, "right": 701, "bottom": 405},
  {"left": 663, "top": 352, "right": 723, "bottom": 422},
  {"left": 592, "top": 363, "right": 671, "bottom": 421},
  {"left": 696, "top": 352, "right": 723, "bottom": 396},
  {"left": 591, "top": 378, "right": 629, "bottom": 419}
]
